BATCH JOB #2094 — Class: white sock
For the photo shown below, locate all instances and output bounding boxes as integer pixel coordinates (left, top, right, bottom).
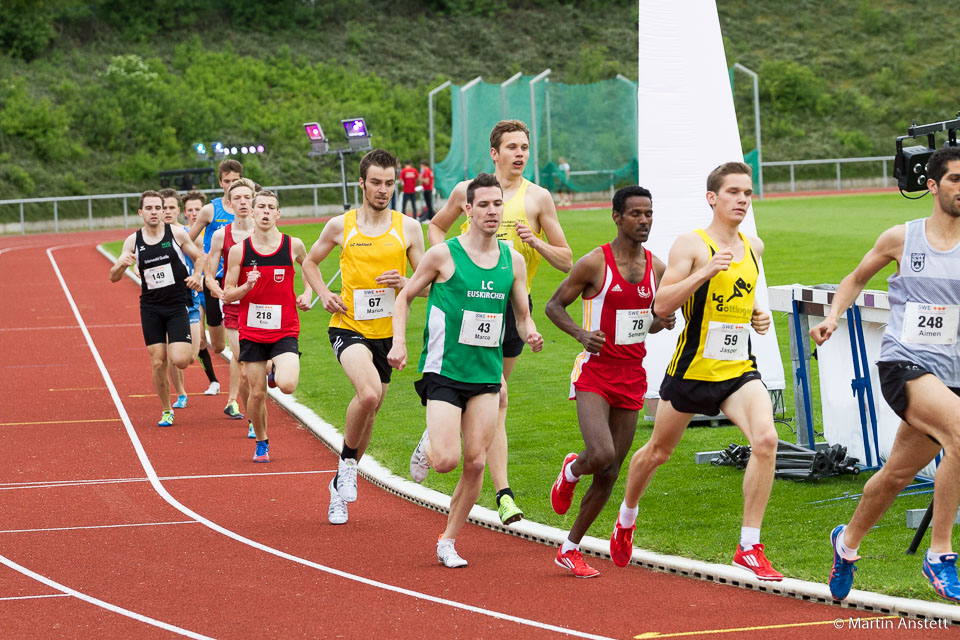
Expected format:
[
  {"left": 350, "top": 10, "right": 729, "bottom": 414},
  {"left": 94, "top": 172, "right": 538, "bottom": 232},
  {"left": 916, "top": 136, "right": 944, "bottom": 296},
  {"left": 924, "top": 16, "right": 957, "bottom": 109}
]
[
  {"left": 561, "top": 538, "right": 578, "bottom": 554},
  {"left": 928, "top": 549, "right": 948, "bottom": 565},
  {"left": 837, "top": 529, "right": 859, "bottom": 561},
  {"left": 618, "top": 501, "right": 638, "bottom": 528},
  {"left": 740, "top": 526, "right": 760, "bottom": 550},
  {"left": 564, "top": 461, "right": 580, "bottom": 484}
]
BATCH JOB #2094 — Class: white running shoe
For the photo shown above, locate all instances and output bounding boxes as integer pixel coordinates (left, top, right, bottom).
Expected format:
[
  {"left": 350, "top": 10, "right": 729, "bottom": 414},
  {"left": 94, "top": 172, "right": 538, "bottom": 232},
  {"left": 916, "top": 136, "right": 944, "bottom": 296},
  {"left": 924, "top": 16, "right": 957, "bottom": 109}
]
[
  {"left": 437, "top": 539, "right": 468, "bottom": 568},
  {"left": 204, "top": 381, "right": 221, "bottom": 396},
  {"left": 337, "top": 457, "right": 358, "bottom": 503},
  {"left": 410, "top": 428, "right": 431, "bottom": 483},
  {"left": 327, "top": 478, "right": 348, "bottom": 525}
]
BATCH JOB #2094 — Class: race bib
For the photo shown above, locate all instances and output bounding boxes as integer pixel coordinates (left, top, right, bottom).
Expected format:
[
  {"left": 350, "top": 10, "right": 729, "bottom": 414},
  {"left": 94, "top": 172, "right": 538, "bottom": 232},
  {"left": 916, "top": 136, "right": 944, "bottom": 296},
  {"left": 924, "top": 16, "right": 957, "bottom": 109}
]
[
  {"left": 247, "top": 303, "right": 281, "bottom": 330},
  {"left": 901, "top": 302, "right": 959, "bottom": 345},
  {"left": 702, "top": 321, "right": 749, "bottom": 360},
  {"left": 354, "top": 288, "right": 395, "bottom": 321},
  {"left": 143, "top": 263, "right": 174, "bottom": 290},
  {"left": 458, "top": 311, "right": 503, "bottom": 347},
  {"left": 615, "top": 308, "right": 652, "bottom": 345}
]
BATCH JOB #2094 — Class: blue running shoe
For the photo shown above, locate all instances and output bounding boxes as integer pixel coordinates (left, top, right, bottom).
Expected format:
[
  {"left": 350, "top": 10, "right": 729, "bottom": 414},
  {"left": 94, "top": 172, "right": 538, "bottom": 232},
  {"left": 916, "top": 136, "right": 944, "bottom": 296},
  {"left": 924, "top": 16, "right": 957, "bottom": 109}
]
[
  {"left": 828, "top": 525, "right": 858, "bottom": 600},
  {"left": 158, "top": 410, "right": 175, "bottom": 427},
  {"left": 267, "top": 364, "right": 277, "bottom": 389},
  {"left": 253, "top": 440, "right": 270, "bottom": 463},
  {"left": 173, "top": 394, "right": 188, "bottom": 409},
  {"left": 923, "top": 552, "right": 960, "bottom": 602},
  {"left": 248, "top": 422, "right": 256, "bottom": 439}
]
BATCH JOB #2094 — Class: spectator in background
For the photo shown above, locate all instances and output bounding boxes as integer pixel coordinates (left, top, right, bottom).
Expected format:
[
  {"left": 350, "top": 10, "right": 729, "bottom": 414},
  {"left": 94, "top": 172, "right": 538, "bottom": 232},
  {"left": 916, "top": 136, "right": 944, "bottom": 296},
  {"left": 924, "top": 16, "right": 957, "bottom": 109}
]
[
  {"left": 400, "top": 159, "right": 420, "bottom": 218},
  {"left": 557, "top": 156, "right": 571, "bottom": 207},
  {"left": 419, "top": 160, "right": 435, "bottom": 222}
]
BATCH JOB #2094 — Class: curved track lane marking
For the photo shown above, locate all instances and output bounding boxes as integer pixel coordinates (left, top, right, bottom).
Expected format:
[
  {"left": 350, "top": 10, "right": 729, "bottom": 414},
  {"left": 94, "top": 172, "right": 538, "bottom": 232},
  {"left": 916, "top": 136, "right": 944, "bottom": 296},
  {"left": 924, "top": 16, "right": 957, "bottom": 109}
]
[
  {"left": 0, "top": 553, "right": 214, "bottom": 640},
  {"left": 47, "top": 245, "right": 618, "bottom": 640},
  {"left": 633, "top": 616, "right": 900, "bottom": 638},
  {"left": 0, "top": 521, "right": 198, "bottom": 534}
]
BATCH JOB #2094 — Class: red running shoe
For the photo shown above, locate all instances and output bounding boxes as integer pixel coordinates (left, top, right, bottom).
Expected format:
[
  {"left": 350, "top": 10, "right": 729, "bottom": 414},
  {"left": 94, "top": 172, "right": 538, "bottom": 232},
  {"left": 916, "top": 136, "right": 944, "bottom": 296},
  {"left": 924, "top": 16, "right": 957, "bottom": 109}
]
[
  {"left": 733, "top": 543, "right": 783, "bottom": 581},
  {"left": 555, "top": 547, "right": 599, "bottom": 578},
  {"left": 550, "top": 452, "right": 579, "bottom": 514},
  {"left": 610, "top": 519, "right": 636, "bottom": 567}
]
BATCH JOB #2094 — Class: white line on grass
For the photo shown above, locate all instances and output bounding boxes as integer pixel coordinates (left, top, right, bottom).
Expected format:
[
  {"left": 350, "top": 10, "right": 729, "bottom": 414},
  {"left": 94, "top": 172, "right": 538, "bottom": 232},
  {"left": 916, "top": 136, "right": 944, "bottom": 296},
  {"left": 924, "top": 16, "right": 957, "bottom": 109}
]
[{"left": 48, "top": 245, "right": 618, "bottom": 640}]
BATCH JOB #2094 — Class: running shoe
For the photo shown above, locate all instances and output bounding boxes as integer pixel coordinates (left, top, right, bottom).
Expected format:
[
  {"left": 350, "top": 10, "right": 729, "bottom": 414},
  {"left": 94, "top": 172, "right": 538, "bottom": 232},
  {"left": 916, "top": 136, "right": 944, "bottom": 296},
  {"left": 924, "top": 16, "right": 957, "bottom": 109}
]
[
  {"left": 497, "top": 494, "right": 523, "bottom": 525},
  {"left": 437, "top": 538, "right": 468, "bottom": 568},
  {"left": 732, "top": 543, "right": 783, "bottom": 581},
  {"left": 204, "top": 381, "right": 220, "bottom": 396},
  {"left": 828, "top": 524, "right": 859, "bottom": 600},
  {"left": 328, "top": 478, "right": 348, "bottom": 525},
  {"left": 223, "top": 401, "right": 244, "bottom": 420},
  {"left": 267, "top": 364, "right": 277, "bottom": 389},
  {"left": 337, "top": 457, "right": 358, "bottom": 503},
  {"left": 253, "top": 440, "right": 270, "bottom": 463},
  {"left": 157, "top": 410, "right": 174, "bottom": 427},
  {"left": 410, "top": 428, "right": 431, "bottom": 483},
  {"left": 610, "top": 519, "right": 636, "bottom": 567},
  {"left": 173, "top": 394, "right": 188, "bottom": 409},
  {"left": 923, "top": 552, "right": 960, "bottom": 603},
  {"left": 550, "top": 452, "right": 579, "bottom": 515},
  {"left": 555, "top": 547, "right": 599, "bottom": 578},
  {"left": 247, "top": 422, "right": 256, "bottom": 439}
]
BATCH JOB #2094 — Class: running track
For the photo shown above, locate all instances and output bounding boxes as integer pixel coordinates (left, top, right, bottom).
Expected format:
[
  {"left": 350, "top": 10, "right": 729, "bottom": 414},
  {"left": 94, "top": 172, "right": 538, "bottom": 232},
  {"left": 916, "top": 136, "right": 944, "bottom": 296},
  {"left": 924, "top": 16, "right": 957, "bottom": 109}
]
[{"left": 0, "top": 230, "right": 942, "bottom": 638}]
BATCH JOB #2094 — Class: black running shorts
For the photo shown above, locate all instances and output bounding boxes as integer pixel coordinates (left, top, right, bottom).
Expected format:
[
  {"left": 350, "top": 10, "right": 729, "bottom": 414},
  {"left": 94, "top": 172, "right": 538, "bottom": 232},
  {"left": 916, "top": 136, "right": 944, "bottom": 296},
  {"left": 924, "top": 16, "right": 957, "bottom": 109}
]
[
  {"left": 328, "top": 327, "right": 393, "bottom": 384},
  {"left": 414, "top": 372, "right": 501, "bottom": 411},
  {"left": 140, "top": 303, "right": 191, "bottom": 347},
  {"left": 659, "top": 370, "right": 763, "bottom": 417}
]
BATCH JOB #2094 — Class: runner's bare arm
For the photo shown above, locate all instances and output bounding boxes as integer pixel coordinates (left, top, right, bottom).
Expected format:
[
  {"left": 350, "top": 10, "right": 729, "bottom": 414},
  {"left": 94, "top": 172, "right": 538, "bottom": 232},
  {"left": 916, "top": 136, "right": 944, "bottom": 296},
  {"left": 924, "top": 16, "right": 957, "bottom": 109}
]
[
  {"left": 810, "top": 225, "right": 904, "bottom": 345},
  {"left": 205, "top": 228, "right": 225, "bottom": 298},
  {"left": 302, "top": 216, "right": 347, "bottom": 314},
  {"left": 171, "top": 226, "right": 204, "bottom": 291},
  {"left": 109, "top": 233, "right": 137, "bottom": 282},
  {"left": 649, "top": 254, "right": 676, "bottom": 333},
  {"left": 516, "top": 189, "right": 572, "bottom": 272},
  {"left": 653, "top": 232, "right": 730, "bottom": 317},
  {"left": 509, "top": 250, "right": 543, "bottom": 352},
  {"left": 187, "top": 203, "right": 214, "bottom": 242},
  {"left": 544, "top": 248, "right": 605, "bottom": 352},
  {"left": 427, "top": 181, "right": 468, "bottom": 246},
  {"left": 387, "top": 245, "right": 447, "bottom": 370},
  {"left": 376, "top": 215, "right": 430, "bottom": 297},
  {"left": 291, "top": 238, "right": 313, "bottom": 311},
  {"left": 222, "top": 243, "right": 255, "bottom": 303}
]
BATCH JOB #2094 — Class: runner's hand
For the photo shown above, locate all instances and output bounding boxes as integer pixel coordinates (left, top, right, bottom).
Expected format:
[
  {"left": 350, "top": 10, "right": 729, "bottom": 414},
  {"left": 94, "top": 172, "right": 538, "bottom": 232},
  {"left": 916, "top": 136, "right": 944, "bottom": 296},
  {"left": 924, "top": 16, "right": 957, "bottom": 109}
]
[
  {"left": 704, "top": 247, "right": 734, "bottom": 278},
  {"left": 320, "top": 290, "right": 348, "bottom": 314},
  {"left": 809, "top": 318, "right": 837, "bottom": 346},
  {"left": 246, "top": 265, "right": 261, "bottom": 286},
  {"left": 387, "top": 342, "right": 407, "bottom": 370},
  {"left": 119, "top": 251, "right": 136, "bottom": 267},
  {"left": 375, "top": 269, "right": 404, "bottom": 290},
  {"left": 205, "top": 278, "right": 224, "bottom": 299},
  {"left": 579, "top": 329, "right": 605, "bottom": 353},
  {"left": 516, "top": 223, "right": 538, "bottom": 248},
  {"left": 526, "top": 331, "right": 544, "bottom": 353},
  {"left": 184, "top": 274, "right": 202, "bottom": 292},
  {"left": 659, "top": 312, "right": 677, "bottom": 330},
  {"left": 751, "top": 308, "right": 771, "bottom": 335},
  {"left": 296, "top": 292, "right": 312, "bottom": 311}
]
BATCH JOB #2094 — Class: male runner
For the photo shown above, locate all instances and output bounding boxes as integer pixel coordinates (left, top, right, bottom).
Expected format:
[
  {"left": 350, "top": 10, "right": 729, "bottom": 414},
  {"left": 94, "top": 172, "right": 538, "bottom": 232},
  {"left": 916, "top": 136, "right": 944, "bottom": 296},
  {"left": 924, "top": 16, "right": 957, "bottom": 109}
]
[
  {"left": 609, "top": 162, "right": 783, "bottom": 581},
  {"left": 301, "top": 148, "right": 426, "bottom": 525},
  {"left": 811, "top": 145, "right": 960, "bottom": 603},
  {"left": 389, "top": 173, "right": 543, "bottom": 567},
  {"left": 188, "top": 159, "right": 244, "bottom": 418},
  {"left": 181, "top": 190, "right": 221, "bottom": 396},
  {"left": 223, "top": 190, "right": 311, "bottom": 463},
  {"left": 207, "top": 178, "right": 257, "bottom": 437},
  {"left": 428, "top": 119, "right": 572, "bottom": 525},
  {"left": 544, "top": 186, "right": 673, "bottom": 578},
  {"left": 109, "top": 190, "right": 203, "bottom": 426}
]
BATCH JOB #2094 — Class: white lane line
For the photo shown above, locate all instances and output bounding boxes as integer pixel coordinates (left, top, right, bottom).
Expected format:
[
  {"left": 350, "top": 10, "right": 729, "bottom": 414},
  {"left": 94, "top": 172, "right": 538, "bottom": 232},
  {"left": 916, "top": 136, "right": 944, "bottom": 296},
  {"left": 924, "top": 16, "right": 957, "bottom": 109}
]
[
  {"left": 0, "top": 469, "right": 336, "bottom": 491},
  {"left": 0, "top": 323, "right": 140, "bottom": 332},
  {"left": 0, "top": 554, "right": 213, "bottom": 640},
  {"left": 0, "top": 521, "right": 198, "bottom": 534},
  {"left": 50, "top": 249, "right": 615, "bottom": 640},
  {"left": 0, "top": 593, "right": 70, "bottom": 601}
]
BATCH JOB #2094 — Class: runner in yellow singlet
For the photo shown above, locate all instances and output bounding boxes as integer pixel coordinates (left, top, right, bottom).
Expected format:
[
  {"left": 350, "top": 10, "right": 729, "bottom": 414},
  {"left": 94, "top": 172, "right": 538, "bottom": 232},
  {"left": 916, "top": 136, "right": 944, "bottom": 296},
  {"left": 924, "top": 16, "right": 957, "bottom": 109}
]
[
  {"left": 610, "top": 162, "right": 783, "bottom": 582},
  {"left": 302, "top": 148, "right": 426, "bottom": 526},
  {"left": 429, "top": 119, "right": 573, "bottom": 525}
]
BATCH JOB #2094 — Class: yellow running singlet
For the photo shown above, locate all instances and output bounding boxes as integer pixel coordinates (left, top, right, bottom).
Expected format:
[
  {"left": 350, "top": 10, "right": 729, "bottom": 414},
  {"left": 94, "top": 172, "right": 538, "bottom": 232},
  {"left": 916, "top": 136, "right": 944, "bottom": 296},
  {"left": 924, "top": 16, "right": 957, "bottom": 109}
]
[
  {"left": 330, "top": 209, "right": 407, "bottom": 339},
  {"left": 666, "top": 229, "right": 759, "bottom": 382}
]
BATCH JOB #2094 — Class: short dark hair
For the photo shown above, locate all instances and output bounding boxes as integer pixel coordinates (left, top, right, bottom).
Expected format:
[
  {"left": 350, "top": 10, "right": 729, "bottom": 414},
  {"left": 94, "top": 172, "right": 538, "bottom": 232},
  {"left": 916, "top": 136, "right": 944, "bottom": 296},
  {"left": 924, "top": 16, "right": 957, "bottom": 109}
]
[
  {"left": 253, "top": 189, "right": 279, "bottom": 207},
  {"left": 613, "top": 185, "right": 653, "bottom": 214},
  {"left": 181, "top": 190, "right": 206, "bottom": 207},
  {"left": 359, "top": 148, "right": 398, "bottom": 181},
  {"left": 139, "top": 190, "right": 162, "bottom": 209},
  {"left": 927, "top": 146, "right": 960, "bottom": 185},
  {"left": 158, "top": 187, "right": 179, "bottom": 202},
  {"left": 466, "top": 172, "right": 502, "bottom": 205},
  {"left": 706, "top": 162, "right": 752, "bottom": 193},
  {"left": 218, "top": 159, "right": 243, "bottom": 178},
  {"left": 490, "top": 119, "right": 530, "bottom": 151}
]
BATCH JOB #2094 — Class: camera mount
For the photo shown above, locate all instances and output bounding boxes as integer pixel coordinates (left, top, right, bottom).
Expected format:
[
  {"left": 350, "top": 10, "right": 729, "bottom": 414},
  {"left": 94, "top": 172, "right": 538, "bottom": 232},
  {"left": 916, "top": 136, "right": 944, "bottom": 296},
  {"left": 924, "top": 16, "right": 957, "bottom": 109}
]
[{"left": 894, "top": 112, "right": 960, "bottom": 195}]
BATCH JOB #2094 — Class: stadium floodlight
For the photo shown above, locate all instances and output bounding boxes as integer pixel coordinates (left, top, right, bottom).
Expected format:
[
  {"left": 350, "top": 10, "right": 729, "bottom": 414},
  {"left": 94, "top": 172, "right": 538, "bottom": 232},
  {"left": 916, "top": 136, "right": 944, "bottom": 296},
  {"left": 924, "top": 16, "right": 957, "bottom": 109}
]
[
  {"left": 342, "top": 118, "right": 372, "bottom": 151},
  {"left": 304, "top": 122, "right": 328, "bottom": 156},
  {"left": 240, "top": 146, "right": 248, "bottom": 154},
  {"left": 230, "top": 146, "right": 239, "bottom": 155},
  {"left": 894, "top": 113, "right": 960, "bottom": 195},
  {"left": 193, "top": 142, "right": 207, "bottom": 161},
  {"left": 256, "top": 144, "right": 265, "bottom": 153},
  {"left": 212, "top": 141, "right": 226, "bottom": 157}
]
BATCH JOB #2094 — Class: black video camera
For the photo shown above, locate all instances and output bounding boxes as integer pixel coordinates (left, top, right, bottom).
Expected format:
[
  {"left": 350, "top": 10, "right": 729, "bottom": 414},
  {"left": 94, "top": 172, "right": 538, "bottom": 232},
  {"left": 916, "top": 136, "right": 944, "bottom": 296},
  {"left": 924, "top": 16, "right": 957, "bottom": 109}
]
[{"left": 894, "top": 113, "right": 960, "bottom": 194}]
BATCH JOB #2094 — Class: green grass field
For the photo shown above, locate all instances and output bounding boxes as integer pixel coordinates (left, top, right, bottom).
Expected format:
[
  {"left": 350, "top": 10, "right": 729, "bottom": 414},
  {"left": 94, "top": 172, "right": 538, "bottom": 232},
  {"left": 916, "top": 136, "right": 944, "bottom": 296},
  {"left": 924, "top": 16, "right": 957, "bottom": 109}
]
[{"left": 104, "top": 191, "right": 946, "bottom": 600}]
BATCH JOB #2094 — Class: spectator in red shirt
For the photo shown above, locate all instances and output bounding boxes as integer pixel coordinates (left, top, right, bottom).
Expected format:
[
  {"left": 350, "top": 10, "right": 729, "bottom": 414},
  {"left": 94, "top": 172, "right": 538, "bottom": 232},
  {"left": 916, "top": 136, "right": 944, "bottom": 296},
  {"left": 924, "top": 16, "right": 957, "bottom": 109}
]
[
  {"left": 399, "top": 160, "right": 420, "bottom": 218},
  {"left": 420, "top": 160, "right": 435, "bottom": 221}
]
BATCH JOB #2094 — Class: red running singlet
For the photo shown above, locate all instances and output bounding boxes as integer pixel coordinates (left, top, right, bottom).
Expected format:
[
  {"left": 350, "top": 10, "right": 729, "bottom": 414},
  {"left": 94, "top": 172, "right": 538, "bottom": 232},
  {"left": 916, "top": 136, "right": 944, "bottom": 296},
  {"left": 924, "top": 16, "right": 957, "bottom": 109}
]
[{"left": 237, "top": 234, "right": 299, "bottom": 343}]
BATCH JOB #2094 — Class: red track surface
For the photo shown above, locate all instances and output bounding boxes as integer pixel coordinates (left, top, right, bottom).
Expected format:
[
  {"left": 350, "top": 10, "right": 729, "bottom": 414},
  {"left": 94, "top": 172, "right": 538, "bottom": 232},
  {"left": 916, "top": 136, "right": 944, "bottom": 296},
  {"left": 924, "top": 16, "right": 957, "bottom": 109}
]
[{"left": 0, "top": 230, "right": 940, "bottom": 638}]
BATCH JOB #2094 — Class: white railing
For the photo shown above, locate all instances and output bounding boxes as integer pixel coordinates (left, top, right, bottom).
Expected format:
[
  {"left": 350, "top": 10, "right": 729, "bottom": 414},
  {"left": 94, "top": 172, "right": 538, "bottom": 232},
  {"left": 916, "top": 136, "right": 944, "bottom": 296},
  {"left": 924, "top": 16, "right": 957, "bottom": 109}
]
[{"left": 762, "top": 156, "right": 895, "bottom": 193}]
